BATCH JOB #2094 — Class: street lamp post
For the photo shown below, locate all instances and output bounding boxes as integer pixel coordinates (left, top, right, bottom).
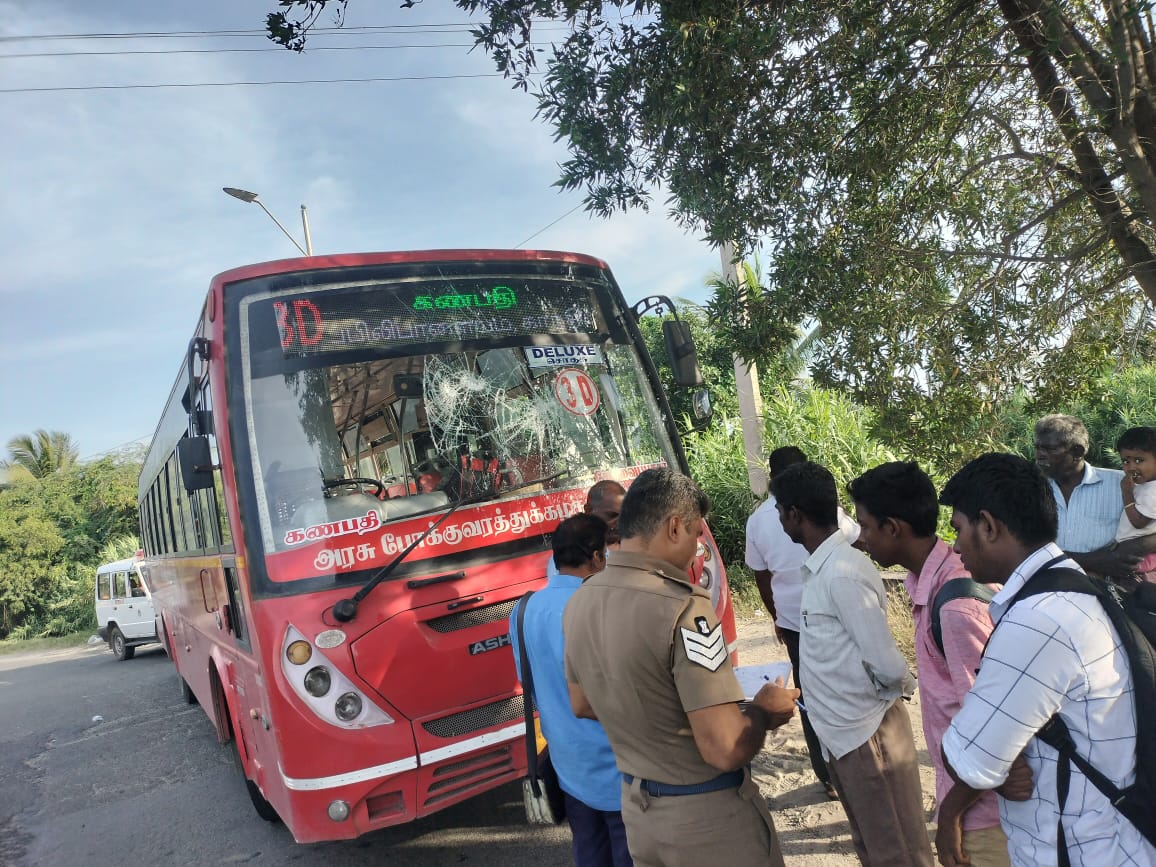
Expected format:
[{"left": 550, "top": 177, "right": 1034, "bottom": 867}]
[{"left": 222, "top": 187, "right": 313, "bottom": 256}]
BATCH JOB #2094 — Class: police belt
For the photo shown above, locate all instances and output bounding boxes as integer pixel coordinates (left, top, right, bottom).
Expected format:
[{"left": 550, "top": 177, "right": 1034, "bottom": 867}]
[{"left": 622, "top": 768, "right": 745, "bottom": 797}]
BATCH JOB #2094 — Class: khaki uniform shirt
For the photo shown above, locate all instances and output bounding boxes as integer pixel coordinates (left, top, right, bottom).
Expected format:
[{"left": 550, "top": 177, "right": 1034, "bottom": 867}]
[{"left": 563, "top": 550, "right": 744, "bottom": 785}]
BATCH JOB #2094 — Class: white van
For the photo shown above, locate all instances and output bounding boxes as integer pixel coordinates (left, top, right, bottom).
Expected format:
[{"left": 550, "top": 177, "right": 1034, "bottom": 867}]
[{"left": 95, "top": 555, "right": 158, "bottom": 660}]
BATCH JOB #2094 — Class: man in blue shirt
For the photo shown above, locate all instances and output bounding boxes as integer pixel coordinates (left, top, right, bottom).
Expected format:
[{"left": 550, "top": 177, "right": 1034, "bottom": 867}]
[
  {"left": 1034, "top": 414, "right": 1156, "bottom": 578},
  {"left": 511, "top": 512, "right": 632, "bottom": 866}
]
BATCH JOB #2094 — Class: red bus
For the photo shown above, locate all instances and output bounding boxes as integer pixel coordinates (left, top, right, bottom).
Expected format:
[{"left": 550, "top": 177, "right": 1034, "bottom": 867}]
[{"left": 137, "top": 250, "right": 736, "bottom": 843}]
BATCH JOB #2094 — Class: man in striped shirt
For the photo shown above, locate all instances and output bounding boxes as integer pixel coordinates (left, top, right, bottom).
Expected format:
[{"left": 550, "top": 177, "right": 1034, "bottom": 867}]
[{"left": 1034, "top": 414, "right": 1155, "bottom": 578}]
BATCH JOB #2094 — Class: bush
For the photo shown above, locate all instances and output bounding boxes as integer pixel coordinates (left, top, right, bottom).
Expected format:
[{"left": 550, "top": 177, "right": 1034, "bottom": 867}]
[
  {"left": 999, "top": 363, "right": 1156, "bottom": 467},
  {"left": 758, "top": 384, "right": 900, "bottom": 492},
  {"left": 0, "top": 454, "right": 140, "bottom": 639},
  {"left": 688, "top": 382, "right": 902, "bottom": 575},
  {"left": 687, "top": 419, "right": 761, "bottom": 566},
  {"left": 722, "top": 563, "right": 765, "bottom": 616}
]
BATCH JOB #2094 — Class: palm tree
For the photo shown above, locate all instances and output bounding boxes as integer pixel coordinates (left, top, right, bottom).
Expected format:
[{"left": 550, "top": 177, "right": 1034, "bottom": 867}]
[
  {"left": 3, "top": 430, "right": 80, "bottom": 478},
  {"left": 705, "top": 258, "right": 819, "bottom": 382}
]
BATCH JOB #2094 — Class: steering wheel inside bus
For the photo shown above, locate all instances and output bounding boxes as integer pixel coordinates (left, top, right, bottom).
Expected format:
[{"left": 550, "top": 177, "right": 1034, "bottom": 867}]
[{"left": 322, "top": 477, "right": 386, "bottom": 499}]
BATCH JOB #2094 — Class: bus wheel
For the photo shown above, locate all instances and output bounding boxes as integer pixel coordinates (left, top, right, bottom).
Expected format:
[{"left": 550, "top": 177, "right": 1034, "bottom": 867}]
[
  {"left": 109, "top": 627, "right": 135, "bottom": 661},
  {"left": 243, "top": 777, "right": 281, "bottom": 823},
  {"left": 179, "top": 675, "right": 198, "bottom": 705},
  {"left": 230, "top": 721, "right": 280, "bottom": 822}
]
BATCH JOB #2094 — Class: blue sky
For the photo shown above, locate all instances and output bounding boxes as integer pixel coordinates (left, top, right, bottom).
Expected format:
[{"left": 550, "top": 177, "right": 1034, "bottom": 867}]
[{"left": 0, "top": 0, "right": 723, "bottom": 460}]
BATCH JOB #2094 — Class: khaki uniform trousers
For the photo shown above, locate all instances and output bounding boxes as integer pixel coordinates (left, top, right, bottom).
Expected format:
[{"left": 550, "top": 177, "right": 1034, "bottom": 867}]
[{"left": 619, "top": 768, "right": 785, "bottom": 867}]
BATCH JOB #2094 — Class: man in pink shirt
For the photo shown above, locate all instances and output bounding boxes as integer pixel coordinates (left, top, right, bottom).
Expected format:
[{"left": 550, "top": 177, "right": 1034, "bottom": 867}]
[{"left": 850, "top": 462, "right": 1009, "bottom": 866}]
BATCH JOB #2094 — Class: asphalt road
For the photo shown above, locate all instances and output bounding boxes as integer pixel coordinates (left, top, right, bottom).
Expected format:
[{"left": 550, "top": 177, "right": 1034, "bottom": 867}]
[{"left": 0, "top": 643, "right": 571, "bottom": 867}]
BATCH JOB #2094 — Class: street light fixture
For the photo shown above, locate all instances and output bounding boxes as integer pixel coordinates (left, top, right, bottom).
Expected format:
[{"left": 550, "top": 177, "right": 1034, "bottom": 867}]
[{"left": 222, "top": 186, "right": 313, "bottom": 256}]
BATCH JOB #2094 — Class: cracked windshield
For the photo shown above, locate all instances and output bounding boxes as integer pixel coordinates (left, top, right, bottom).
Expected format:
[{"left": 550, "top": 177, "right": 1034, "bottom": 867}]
[{"left": 238, "top": 272, "right": 674, "bottom": 563}]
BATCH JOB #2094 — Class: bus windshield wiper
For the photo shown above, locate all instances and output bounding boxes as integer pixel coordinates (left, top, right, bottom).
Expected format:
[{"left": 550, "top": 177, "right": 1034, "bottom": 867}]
[{"left": 331, "top": 471, "right": 569, "bottom": 623}]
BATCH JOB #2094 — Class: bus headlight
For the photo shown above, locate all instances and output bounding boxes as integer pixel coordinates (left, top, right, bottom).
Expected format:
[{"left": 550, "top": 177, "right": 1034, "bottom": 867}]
[
  {"left": 282, "top": 625, "right": 394, "bottom": 729},
  {"left": 304, "top": 666, "right": 331, "bottom": 697},
  {"left": 328, "top": 800, "right": 351, "bottom": 822},
  {"left": 286, "top": 640, "right": 312, "bottom": 665},
  {"left": 335, "top": 692, "right": 363, "bottom": 722}
]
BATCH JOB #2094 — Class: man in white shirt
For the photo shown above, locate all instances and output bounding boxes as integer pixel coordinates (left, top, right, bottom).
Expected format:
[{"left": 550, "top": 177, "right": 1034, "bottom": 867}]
[
  {"left": 745, "top": 445, "right": 858, "bottom": 800},
  {"left": 772, "top": 461, "right": 931, "bottom": 867},
  {"left": 937, "top": 452, "right": 1155, "bottom": 867}
]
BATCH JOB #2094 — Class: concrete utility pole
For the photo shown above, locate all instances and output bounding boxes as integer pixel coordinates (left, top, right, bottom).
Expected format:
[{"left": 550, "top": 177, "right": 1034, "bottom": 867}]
[{"left": 720, "top": 243, "right": 767, "bottom": 497}]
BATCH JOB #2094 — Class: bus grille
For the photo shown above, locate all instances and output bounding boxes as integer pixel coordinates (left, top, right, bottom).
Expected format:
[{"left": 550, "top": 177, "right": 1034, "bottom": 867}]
[
  {"left": 422, "top": 695, "right": 524, "bottom": 739},
  {"left": 425, "top": 599, "right": 519, "bottom": 633},
  {"left": 423, "top": 744, "right": 516, "bottom": 807}
]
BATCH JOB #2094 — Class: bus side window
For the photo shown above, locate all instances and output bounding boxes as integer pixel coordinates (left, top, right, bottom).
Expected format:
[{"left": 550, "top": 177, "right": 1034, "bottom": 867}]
[{"left": 198, "top": 378, "right": 234, "bottom": 551}]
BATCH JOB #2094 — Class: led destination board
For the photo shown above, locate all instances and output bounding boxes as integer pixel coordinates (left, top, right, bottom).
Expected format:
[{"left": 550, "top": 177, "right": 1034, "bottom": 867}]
[{"left": 248, "top": 277, "right": 600, "bottom": 360}]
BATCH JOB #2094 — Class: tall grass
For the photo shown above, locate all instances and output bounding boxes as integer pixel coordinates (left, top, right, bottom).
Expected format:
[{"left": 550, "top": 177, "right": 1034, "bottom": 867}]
[
  {"left": 758, "top": 384, "right": 900, "bottom": 493},
  {"left": 688, "top": 382, "right": 900, "bottom": 567},
  {"left": 885, "top": 582, "right": 916, "bottom": 666}
]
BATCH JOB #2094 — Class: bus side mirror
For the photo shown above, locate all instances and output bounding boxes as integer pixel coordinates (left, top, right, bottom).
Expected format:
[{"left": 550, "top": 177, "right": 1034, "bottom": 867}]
[
  {"left": 691, "top": 388, "right": 713, "bottom": 430},
  {"left": 177, "top": 435, "right": 216, "bottom": 493},
  {"left": 663, "top": 321, "right": 705, "bottom": 387}
]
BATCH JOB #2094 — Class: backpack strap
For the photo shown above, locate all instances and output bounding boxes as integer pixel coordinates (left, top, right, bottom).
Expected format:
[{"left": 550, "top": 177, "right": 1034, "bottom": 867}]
[
  {"left": 1006, "top": 567, "right": 1097, "bottom": 866},
  {"left": 1009, "top": 565, "right": 1156, "bottom": 856},
  {"left": 515, "top": 591, "right": 541, "bottom": 793},
  {"left": 931, "top": 577, "right": 995, "bottom": 655}
]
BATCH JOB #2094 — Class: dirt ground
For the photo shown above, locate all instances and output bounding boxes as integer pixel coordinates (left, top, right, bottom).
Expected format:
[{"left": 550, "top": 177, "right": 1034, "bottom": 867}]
[{"left": 737, "top": 611, "right": 939, "bottom": 865}]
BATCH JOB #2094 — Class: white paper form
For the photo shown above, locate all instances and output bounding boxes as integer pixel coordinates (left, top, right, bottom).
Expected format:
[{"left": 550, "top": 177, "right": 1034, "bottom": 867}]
[{"left": 733, "top": 662, "right": 793, "bottom": 701}]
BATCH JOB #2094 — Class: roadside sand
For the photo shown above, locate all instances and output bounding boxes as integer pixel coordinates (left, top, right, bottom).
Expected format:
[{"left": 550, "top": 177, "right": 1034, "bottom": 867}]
[{"left": 737, "top": 611, "right": 938, "bottom": 865}]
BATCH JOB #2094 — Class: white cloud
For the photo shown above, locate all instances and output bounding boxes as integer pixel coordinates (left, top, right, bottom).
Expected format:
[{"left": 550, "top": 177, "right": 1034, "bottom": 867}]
[{"left": 0, "top": 0, "right": 722, "bottom": 457}]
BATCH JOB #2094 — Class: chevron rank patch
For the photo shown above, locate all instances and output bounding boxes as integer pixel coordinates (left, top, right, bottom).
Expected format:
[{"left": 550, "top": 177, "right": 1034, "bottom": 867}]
[{"left": 681, "top": 622, "right": 727, "bottom": 671}]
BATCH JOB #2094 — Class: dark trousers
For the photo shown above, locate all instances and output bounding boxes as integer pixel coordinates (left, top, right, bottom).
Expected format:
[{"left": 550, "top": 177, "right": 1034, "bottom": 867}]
[
  {"left": 780, "top": 627, "right": 831, "bottom": 787},
  {"left": 564, "top": 791, "right": 633, "bottom": 867}
]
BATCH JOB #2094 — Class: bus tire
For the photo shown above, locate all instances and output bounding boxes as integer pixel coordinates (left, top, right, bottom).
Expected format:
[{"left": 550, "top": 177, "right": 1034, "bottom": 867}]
[
  {"left": 221, "top": 688, "right": 281, "bottom": 824},
  {"left": 179, "top": 675, "right": 198, "bottom": 705},
  {"left": 231, "top": 726, "right": 280, "bottom": 822},
  {"left": 244, "top": 777, "right": 281, "bottom": 824},
  {"left": 110, "top": 627, "right": 135, "bottom": 661}
]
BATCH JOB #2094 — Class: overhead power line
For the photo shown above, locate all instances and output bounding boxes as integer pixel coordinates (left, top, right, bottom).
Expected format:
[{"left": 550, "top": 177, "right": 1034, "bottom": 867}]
[
  {"left": 0, "top": 42, "right": 478, "bottom": 59},
  {"left": 0, "top": 21, "right": 559, "bottom": 42},
  {"left": 515, "top": 202, "right": 586, "bottom": 249},
  {"left": 0, "top": 72, "right": 509, "bottom": 94}
]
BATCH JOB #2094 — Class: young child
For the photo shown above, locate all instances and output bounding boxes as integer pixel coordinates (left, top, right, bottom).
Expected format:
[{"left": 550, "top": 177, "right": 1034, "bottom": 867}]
[{"left": 1116, "top": 425, "right": 1156, "bottom": 583}]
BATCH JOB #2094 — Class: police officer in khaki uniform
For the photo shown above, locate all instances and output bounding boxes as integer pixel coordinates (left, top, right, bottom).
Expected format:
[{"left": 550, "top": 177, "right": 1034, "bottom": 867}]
[{"left": 564, "top": 468, "right": 799, "bottom": 867}]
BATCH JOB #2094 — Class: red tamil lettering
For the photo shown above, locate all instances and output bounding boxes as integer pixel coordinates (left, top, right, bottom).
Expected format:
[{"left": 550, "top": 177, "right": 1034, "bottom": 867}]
[{"left": 293, "top": 299, "right": 324, "bottom": 346}]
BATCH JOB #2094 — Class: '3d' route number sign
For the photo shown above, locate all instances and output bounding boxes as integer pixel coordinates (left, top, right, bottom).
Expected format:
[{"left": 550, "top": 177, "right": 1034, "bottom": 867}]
[{"left": 554, "top": 368, "right": 600, "bottom": 417}]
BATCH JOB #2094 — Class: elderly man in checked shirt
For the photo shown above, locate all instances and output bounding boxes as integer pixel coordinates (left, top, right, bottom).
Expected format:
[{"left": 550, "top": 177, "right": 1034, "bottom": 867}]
[{"left": 937, "top": 453, "right": 1155, "bottom": 867}]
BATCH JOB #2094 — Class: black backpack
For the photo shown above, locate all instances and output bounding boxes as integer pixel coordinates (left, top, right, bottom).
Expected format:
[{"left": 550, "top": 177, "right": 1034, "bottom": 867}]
[
  {"left": 1006, "top": 569, "right": 1156, "bottom": 862},
  {"left": 930, "top": 577, "right": 995, "bottom": 655}
]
